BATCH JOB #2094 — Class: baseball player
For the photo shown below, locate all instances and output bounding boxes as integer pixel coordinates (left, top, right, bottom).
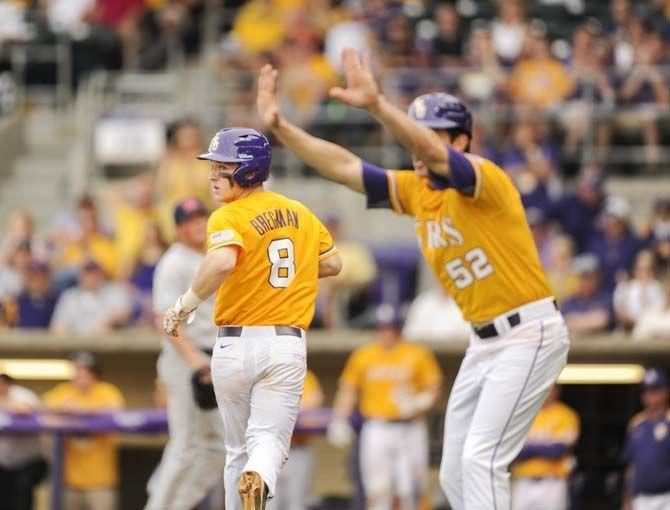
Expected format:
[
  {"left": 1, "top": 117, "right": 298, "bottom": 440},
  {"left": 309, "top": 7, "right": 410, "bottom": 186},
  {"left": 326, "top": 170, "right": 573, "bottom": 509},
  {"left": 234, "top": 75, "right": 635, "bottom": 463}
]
[
  {"left": 269, "top": 369, "right": 324, "bottom": 510},
  {"left": 162, "top": 127, "right": 342, "bottom": 510},
  {"left": 327, "top": 306, "right": 442, "bottom": 510},
  {"left": 257, "top": 49, "right": 570, "bottom": 510},
  {"left": 145, "top": 197, "right": 226, "bottom": 510},
  {"left": 622, "top": 367, "right": 670, "bottom": 510},
  {"left": 511, "top": 385, "right": 580, "bottom": 510}
]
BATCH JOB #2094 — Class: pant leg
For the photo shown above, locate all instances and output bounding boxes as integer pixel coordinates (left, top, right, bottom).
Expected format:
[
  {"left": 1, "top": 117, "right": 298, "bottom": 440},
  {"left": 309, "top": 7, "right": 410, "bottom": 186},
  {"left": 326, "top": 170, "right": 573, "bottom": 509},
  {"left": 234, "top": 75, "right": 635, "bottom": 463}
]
[
  {"left": 145, "top": 349, "right": 199, "bottom": 510},
  {"left": 391, "top": 424, "right": 418, "bottom": 510},
  {"left": 269, "top": 445, "right": 314, "bottom": 510},
  {"left": 512, "top": 478, "right": 565, "bottom": 510},
  {"left": 462, "top": 317, "right": 569, "bottom": 510},
  {"left": 360, "top": 421, "right": 394, "bottom": 510},
  {"left": 211, "top": 338, "right": 253, "bottom": 510},
  {"left": 439, "top": 348, "right": 484, "bottom": 510},
  {"left": 243, "top": 335, "right": 306, "bottom": 497}
]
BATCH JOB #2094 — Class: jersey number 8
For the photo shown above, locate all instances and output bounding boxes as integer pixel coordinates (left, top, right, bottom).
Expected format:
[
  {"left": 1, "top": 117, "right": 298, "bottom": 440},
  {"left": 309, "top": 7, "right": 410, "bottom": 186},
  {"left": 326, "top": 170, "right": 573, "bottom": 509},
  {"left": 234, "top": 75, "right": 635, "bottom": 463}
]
[
  {"left": 268, "top": 238, "right": 296, "bottom": 288},
  {"left": 445, "top": 247, "right": 494, "bottom": 289}
]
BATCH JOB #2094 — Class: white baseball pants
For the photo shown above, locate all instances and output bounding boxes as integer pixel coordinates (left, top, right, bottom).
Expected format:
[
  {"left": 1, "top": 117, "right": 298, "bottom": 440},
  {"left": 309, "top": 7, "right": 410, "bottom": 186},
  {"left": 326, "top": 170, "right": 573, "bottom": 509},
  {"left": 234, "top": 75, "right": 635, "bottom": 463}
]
[
  {"left": 633, "top": 492, "right": 670, "bottom": 510},
  {"left": 440, "top": 300, "right": 570, "bottom": 510},
  {"left": 211, "top": 326, "right": 307, "bottom": 510},
  {"left": 511, "top": 477, "right": 568, "bottom": 510},
  {"left": 145, "top": 347, "right": 226, "bottom": 510},
  {"left": 359, "top": 418, "right": 428, "bottom": 510},
  {"left": 268, "top": 444, "right": 315, "bottom": 510}
]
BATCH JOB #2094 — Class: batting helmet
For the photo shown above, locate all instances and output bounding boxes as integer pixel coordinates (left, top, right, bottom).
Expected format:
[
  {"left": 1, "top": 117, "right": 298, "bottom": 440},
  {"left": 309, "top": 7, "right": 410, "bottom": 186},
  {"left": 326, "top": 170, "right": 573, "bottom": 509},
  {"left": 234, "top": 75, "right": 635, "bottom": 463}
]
[
  {"left": 197, "top": 127, "right": 272, "bottom": 187},
  {"left": 408, "top": 93, "right": 472, "bottom": 136}
]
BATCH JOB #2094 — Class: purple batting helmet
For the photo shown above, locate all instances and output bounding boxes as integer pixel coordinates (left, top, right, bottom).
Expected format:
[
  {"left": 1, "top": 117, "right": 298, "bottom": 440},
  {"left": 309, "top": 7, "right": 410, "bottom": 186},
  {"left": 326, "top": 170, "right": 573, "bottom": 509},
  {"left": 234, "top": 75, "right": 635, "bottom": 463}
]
[
  {"left": 197, "top": 127, "right": 272, "bottom": 187},
  {"left": 408, "top": 93, "right": 472, "bottom": 136}
]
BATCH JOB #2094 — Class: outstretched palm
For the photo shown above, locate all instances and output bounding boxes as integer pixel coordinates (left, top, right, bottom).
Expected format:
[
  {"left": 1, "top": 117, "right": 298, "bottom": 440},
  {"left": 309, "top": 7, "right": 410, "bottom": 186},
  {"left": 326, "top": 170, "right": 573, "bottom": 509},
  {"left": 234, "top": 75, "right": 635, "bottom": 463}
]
[
  {"left": 257, "top": 64, "right": 282, "bottom": 129},
  {"left": 329, "top": 48, "right": 380, "bottom": 109}
]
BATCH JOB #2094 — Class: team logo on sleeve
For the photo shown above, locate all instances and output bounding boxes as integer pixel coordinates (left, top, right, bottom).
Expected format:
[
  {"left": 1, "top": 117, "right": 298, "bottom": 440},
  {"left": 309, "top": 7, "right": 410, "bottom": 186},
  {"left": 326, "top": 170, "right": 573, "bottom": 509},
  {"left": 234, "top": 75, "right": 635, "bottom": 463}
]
[{"left": 210, "top": 230, "right": 233, "bottom": 244}]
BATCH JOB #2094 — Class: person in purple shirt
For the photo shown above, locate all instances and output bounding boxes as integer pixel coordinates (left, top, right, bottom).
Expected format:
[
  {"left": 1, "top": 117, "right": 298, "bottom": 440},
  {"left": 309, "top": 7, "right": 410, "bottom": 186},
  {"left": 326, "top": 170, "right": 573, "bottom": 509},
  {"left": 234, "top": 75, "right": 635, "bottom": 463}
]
[
  {"left": 622, "top": 367, "right": 670, "bottom": 510},
  {"left": 585, "top": 196, "right": 640, "bottom": 293},
  {"left": 547, "top": 166, "right": 605, "bottom": 253},
  {"left": 15, "top": 261, "right": 58, "bottom": 329},
  {"left": 561, "top": 254, "right": 613, "bottom": 334}
]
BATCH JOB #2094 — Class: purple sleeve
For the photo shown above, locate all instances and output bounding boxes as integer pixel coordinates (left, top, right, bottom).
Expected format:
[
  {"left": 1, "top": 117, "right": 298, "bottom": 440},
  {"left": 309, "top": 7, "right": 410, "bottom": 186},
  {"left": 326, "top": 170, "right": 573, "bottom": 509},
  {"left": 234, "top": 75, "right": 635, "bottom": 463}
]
[
  {"left": 362, "top": 161, "right": 392, "bottom": 209},
  {"left": 516, "top": 443, "right": 569, "bottom": 461},
  {"left": 428, "top": 148, "right": 476, "bottom": 196}
]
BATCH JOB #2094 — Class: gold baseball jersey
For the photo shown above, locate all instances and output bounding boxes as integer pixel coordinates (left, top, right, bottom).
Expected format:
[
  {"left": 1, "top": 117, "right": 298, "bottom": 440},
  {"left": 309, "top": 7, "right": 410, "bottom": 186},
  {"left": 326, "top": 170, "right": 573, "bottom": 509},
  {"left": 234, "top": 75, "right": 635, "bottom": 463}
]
[
  {"left": 512, "top": 401, "right": 580, "bottom": 479},
  {"left": 340, "top": 340, "right": 442, "bottom": 420},
  {"left": 206, "top": 191, "right": 337, "bottom": 330},
  {"left": 375, "top": 155, "right": 552, "bottom": 323}
]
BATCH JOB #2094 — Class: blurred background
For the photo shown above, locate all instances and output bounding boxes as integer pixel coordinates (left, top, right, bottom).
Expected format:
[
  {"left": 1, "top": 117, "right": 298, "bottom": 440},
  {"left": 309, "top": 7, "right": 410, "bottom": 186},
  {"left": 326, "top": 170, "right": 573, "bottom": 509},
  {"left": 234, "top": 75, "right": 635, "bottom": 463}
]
[{"left": 0, "top": 0, "right": 669, "bottom": 509}]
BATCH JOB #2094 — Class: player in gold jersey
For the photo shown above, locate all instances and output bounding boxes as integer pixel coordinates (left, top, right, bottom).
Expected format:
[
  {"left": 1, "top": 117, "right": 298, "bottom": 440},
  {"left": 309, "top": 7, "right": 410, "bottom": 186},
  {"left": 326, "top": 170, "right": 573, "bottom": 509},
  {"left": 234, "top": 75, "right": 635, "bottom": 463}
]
[
  {"left": 257, "top": 50, "right": 569, "bottom": 510},
  {"left": 162, "top": 127, "right": 342, "bottom": 510}
]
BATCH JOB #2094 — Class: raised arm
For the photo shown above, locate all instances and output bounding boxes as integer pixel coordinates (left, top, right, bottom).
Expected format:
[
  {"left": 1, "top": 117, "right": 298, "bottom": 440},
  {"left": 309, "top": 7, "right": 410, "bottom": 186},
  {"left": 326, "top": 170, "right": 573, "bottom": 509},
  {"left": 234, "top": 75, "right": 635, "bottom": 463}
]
[
  {"left": 329, "top": 48, "right": 450, "bottom": 176},
  {"left": 257, "top": 64, "right": 365, "bottom": 193}
]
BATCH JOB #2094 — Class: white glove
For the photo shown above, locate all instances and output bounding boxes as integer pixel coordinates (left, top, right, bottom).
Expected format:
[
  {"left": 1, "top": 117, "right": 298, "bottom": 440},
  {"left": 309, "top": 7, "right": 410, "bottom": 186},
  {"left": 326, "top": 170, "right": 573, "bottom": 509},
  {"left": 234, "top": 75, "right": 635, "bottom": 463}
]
[
  {"left": 392, "top": 388, "right": 435, "bottom": 419},
  {"left": 327, "top": 417, "right": 354, "bottom": 448}
]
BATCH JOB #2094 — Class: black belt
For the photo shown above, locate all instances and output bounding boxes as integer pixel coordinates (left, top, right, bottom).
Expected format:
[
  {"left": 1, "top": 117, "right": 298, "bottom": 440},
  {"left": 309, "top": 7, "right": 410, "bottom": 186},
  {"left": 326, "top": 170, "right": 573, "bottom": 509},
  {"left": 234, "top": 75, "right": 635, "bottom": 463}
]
[
  {"left": 474, "top": 300, "right": 558, "bottom": 340},
  {"left": 218, "top": 326, "right": 302, "bottom": 338},
  {"left": 200, "top": 348, "right": 213, "bottom": 356}
]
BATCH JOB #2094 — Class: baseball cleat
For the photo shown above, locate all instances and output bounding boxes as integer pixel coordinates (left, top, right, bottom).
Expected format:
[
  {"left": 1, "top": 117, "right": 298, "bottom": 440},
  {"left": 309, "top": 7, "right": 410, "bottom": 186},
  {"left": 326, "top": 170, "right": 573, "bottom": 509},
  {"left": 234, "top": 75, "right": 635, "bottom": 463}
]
[{"left": 238, "top": 471, "right": 267, "bottom": 510}]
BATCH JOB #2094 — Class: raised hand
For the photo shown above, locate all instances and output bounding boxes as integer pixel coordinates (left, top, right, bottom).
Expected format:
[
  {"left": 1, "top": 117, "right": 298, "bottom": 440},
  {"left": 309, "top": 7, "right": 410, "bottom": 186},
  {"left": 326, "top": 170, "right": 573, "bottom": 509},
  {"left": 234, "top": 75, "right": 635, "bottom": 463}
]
[
  {"left": 329, "top": 47, "right": 380, "bottom": 110},
  {"left": 257, "top": 63, "right": 282, "bottom": 129}
]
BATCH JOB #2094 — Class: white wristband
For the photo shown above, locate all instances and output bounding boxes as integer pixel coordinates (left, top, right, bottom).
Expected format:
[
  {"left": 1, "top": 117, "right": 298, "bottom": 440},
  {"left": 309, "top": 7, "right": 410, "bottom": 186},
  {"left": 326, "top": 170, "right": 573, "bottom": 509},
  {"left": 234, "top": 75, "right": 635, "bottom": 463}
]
[{"left": 177, "top": 287, "right": 203, "bottom": 314}]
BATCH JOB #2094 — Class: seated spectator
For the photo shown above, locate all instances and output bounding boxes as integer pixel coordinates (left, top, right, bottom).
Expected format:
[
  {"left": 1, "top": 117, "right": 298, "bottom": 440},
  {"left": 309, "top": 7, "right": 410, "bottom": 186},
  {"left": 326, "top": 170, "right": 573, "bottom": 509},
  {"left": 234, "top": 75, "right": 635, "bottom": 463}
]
[
  {"left": 508, "top": 23, "right": 571, "bottom": 111},
  {"left": 614, "top": 250, "right": 665, "bottom": 331},
  {"left": 378, "top": 15, "right": 415, "bottom": 68},
  {"left": 43, "top": 352, "right": 125, "bottom": 510},
  {"left": 546, "top": 235, "right": 579, "bottom": 304},
  {"left": 547, "top": 166, "right": 605, "bottom": 253},
  {"left": 586, "top": 196, "right": 640, "bottom": 292},
  {"left": 459, "top": 21, "right": 506, "bottom": 105},
  {"left": 15, "top": 261, "right": 59, "bottom": 329},
  {"left": 127, "top": 221, "right": 167, "bottom": 324},
  {"left": 228, "top": 0, "right": 294, "bottom": 56},
  {"left": 0, "top": 299, "right": 17, "bottom": 329},
  {"left": 0, "top": 374, "right": 48, "bottom": 510},
  {"left": 0, "top": 208, "right": 46, "bottom": 266},
  {"left": 403, "top": 287, "right": 470, "bottom": 342},
  {"left": 561, "top": 254, "right": 612, "bottom": 335},
  {"left": 50, "top": 261, "right": 132, "bottom": 336},
  {"left": 527, "top": 208, "right": 556, "bottom": 270},
  {"left": 55, "top": 196, "right": 118, "bottom": 282},
  {"left": 417, "top": 3, "right": 464, "bottom": 66},
  {"left": 632, "top": 276, "right": 670, "bottom": 341},
  {"left": 642, "top": 197, "right": 670, "bottom": 244},
  {"left": 490, "top": 0, "right": 528, "bottom": 65},
  {"left": 653, "top": 233, "right": 670, "bottom": 280},
  {"left": 0, "top": 241, "right": 31, "bottom": 300}
]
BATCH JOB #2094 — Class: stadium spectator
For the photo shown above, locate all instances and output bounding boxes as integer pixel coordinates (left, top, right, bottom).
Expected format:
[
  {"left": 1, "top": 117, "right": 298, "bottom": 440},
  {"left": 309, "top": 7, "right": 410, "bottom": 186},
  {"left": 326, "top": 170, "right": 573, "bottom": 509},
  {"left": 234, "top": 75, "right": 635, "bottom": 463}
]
[
  {"left": 527, "top": 208, "right": 556, "bottom": 270},
  {"left": 546, "top": 235, "right": 580, "bottom": 303},
  {"left": 55, "top": 196, "right": 118, "bottom": 282},
  {"left": 508, "top": 23, "right": 571, "bottom": 111},
  {"left": 402, "top": 286, "right": 470, "bottom": 342},
  {"left": 228, "top": 0, "right": 293, "bottom": 56},
  {"left": 127, "top": 221, "right": 167, "bottom": 324},
  {"left": 378, "top": 15, "right": 415, "bottom": 68},
  {"left": 632, "top": 276, "right": 670, "bottom": 341},
  {"left": 586, "top": 196, "right": 640, "bottom": 292},
  {"left": 561, "top": 254, "right": 613, "bottom": 335},
  {"left": 642, "top": 196, "right": 670, "bottom": 244},
  {"left": 417, "top": 3, "right": 464, "bottom": 66},
  {"left": 652, "top": 232, "right": 670, "bottom": 280},
  {"left": 43, "top": 352, "right": 125, "bottom": 510},
  {"left": 324, "top": 6, "right": 372, "bottom": 73},
  {"left": 0, "top": 241, "right": 31, "bottom": 300},
  {"left": 548, "top": 166, "right": 605, "bottom": 253},
  {"left": 490, "top": 0, "right": 529, "bottom": 64},
  {"left": 459, "top": 21, "right": 506, "bottom": 105},
  {"left": 0, "top": 208, "right": 46, "bottom": 266},
  {"left": 613, "top": 250, "right": 665, "bottom": 330},
  {"left": 0, "top": 373, "right": 48, "bottom": 510},
  {"left": 511, "top": 385, "right": 580, "bottom": 510},
  {"left": 621, "top": 367, "right": 670, "bottom": 510},
  {"left": 272, "top": 369, "right": 324, "bottom": 510},
  {"left": 0, "top": 0, "right": 31, "bottom": 43},
  {"left": 0, "top": 299, "right": 16, "bottom": 329},
  {"left": 50, "top": 260, "right": 132, "bottom": 336},
  {"left": 14, "top": 261, "right": 59, "bottom": 329}
]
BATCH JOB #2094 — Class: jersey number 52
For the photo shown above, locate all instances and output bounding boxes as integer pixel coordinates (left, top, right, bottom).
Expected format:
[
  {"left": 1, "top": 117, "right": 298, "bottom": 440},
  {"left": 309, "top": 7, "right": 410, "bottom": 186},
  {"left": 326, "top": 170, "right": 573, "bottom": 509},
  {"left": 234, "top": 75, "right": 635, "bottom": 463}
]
[
  {"left": 444, "top": 247, "right": 494, "bottom": 289},
  {"left": 268, "top": 238, "right": 296, "bottom": 288}
]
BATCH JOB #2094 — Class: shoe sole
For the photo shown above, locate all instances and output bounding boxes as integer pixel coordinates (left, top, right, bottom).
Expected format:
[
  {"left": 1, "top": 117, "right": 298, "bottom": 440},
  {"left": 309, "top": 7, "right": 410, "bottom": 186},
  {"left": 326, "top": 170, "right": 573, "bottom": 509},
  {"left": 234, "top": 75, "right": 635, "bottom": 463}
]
[{"left": 238, "top": 471, "right": 265, "bottom": 510}]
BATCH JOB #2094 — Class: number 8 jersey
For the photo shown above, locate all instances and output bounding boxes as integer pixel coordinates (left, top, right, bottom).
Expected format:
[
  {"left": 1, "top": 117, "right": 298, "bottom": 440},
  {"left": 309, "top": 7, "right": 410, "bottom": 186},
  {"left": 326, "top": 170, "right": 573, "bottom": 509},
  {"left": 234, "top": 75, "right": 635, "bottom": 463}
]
[
  {"left": 206, "top": 190, "right": 337, "bottom": 330},
  {"left": 369, "top": 155, "right": 552, "bottom": 324}
]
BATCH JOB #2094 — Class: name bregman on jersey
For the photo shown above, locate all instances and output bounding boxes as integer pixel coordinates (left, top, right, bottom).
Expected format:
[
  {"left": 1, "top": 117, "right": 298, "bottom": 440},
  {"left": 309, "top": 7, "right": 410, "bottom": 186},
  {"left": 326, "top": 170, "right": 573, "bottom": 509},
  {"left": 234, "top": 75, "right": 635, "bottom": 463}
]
[{"left": 250, "top": 208, "right": 300, "bottom": 236}]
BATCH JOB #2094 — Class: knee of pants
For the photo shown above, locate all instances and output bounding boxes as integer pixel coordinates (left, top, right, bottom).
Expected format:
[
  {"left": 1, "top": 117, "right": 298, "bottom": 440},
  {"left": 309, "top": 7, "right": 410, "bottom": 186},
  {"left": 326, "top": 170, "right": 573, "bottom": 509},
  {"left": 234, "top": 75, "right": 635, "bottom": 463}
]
[{"left": 461, "top": 442, "right": 492, "bottom": 479}]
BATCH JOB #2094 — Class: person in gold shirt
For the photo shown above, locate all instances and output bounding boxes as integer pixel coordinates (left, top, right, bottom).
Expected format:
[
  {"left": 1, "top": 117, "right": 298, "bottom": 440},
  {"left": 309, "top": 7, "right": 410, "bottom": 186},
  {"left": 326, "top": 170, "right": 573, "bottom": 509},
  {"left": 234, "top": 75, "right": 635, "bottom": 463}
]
[
  {"left": 511, "top": 386, "right": 580, "bottom": 510},
  {"left": 43, "top": 352, "right": 125, "bottom": 510},
  {"left": 327, "top": 307, "right": 442, "bottom": 510},
  {"left": 161, "top": 127, "right": 342, "bottom": 510}
]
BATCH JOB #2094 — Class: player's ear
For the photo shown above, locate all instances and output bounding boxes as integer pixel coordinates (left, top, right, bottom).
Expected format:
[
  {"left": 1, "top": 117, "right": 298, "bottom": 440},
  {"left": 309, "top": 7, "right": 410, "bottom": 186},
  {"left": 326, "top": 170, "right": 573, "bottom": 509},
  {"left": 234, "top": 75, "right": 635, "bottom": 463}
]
[{"left": 453, "top": 134, "right": 470, "bottom": 153}]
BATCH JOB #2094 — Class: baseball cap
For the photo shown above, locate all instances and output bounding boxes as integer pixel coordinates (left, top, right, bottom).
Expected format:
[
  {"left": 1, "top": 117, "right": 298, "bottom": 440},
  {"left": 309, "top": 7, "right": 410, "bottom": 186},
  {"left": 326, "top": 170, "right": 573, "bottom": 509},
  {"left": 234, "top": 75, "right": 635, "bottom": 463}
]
[
  {"left": 603, "top": 196, "right": 631, "bottom": 220},
  {"left": 641, "top": 367, "right": 668, "bottom": 390},
  {"left": 374, "top": 303, "right": 404, "bottom": 329},
  {"left": 572, "top": 254, "right": 600, "bottom": 275},
  {"left": 82, "top": 259, "right": 103, "bottom": 272},
  {"left": 174, "top": 197, "right": 208, "bottom": 226}
]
